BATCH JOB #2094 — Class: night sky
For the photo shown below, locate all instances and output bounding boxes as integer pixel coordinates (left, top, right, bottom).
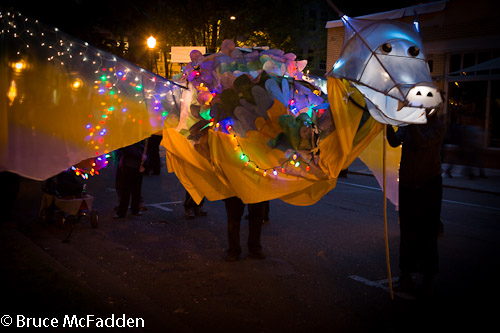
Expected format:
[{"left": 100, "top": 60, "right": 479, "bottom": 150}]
[{"left": 1, "top": 0, "right": 440, "bottom": 34}]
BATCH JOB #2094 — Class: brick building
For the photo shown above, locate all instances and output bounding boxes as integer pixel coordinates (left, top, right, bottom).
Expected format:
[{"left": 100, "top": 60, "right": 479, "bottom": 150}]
[{"left": 326, "top": 0, "right": 500, "bottom": 168}]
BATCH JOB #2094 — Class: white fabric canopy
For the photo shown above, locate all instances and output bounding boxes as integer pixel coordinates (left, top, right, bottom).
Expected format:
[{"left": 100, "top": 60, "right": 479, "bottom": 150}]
[{"left": 1, "top": 12, "right": 183, "bottom": 180}]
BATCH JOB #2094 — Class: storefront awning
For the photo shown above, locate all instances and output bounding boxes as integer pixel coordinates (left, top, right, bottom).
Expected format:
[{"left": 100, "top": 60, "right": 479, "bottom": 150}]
[{"left": 449, "top": 57, "right": 500, "bottom": 75}]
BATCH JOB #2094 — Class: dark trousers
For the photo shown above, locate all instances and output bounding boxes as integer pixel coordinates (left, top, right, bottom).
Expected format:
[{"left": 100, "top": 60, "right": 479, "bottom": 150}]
[
  {"left": 224, "top": 197, "right": 266, "bottom": 255},
  {"left": 116, "top": 166, "right": 143, "bottom": 216},
  {"left": 184, "top": 191, "right": 204, "bottom": 210},
  {"left": 399, "top": 175, "right": 442, "bottom": 276},
  {"left": 262, "top": 200, "right": 269, "bottom": 220}
]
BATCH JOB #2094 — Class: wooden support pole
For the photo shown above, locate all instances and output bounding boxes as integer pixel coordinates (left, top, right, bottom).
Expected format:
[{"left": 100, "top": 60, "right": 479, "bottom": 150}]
[{"left": 383, "top": 125, "right": 394, "bottom": 300}]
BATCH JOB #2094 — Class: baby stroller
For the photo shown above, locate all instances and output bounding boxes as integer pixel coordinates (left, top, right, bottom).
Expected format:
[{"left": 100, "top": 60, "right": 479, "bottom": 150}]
[{"left": 40, "top": 170, "right": 98, "bottom": 242}]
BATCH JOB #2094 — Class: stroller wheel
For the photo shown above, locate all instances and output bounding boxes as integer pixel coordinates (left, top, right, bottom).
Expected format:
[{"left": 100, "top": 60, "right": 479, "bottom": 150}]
[
  {"left": 90, "top": 210, "right": 99, "bottom": 228},
  {"left": 55, "top": 211, "right": 66, "bottom": 227}
]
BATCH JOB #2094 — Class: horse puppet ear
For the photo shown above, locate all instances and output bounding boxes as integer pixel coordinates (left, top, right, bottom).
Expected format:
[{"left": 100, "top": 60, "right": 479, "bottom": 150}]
[{"left": 413, "top": 10, "right": 421, "bottom": 35}]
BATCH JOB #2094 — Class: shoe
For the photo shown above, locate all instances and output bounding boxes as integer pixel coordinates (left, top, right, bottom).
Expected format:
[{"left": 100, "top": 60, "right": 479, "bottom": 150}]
[
  {"left": 262, "top": 219, "right": 270, "bottom": 224},
  {"left": 193, "top": 206, "right": 207, "bottom": 216},
  {"left": 184, "top": 209, "right": 195, "bottom": 219},
  {"left": 225, "top": 252, "right": 240, "bottom": 262},
  {"left": 132, "top": 211, "right": 143, "bottom": 216},
  {"left": 438, "top": 220, "right": 444, "bottom": 237},
  {"left": 394, "top": 274, "right": 416, "bottom": 297},
  {"left": 422, "top": 274, "right": 435, "bottom": 297},
  {"left": 113, "top": 214, "right": 125, "bottom": 219},
  {"left": 248, "top": 252, "right": 266, "bottom": 260}
]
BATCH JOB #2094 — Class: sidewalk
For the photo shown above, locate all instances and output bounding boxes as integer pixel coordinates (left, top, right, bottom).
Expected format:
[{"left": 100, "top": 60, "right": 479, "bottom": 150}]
[{"left": 347, "top": 159, "right": 500, "bottom": 196}]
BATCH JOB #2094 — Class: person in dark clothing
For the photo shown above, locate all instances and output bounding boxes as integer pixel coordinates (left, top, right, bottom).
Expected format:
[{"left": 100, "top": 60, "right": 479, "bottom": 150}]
[
  {"left": 114, "top": 141, "right": 147, "bottom": 218},
  {"left": 224, "top": 197, "right": 268, "bottom": 262},
  {"left": 184, "top": 191, "right": 207, "bottom": 219},
  {"left": 386, "top": 110, "right": 446, "bottom": 295},
  {"left": 0, "top": 171, "right": 20, "bottom": 224}
]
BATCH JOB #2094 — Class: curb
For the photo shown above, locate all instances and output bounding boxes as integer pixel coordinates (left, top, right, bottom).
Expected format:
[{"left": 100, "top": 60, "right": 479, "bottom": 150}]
[{"left": 346, "top": 171, "right": 500, "bottom": 196}]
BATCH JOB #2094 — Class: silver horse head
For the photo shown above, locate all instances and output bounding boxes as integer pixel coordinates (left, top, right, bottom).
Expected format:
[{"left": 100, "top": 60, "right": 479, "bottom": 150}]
[{"left": 328, "top": 15, "right": 442, "bottom": 125}]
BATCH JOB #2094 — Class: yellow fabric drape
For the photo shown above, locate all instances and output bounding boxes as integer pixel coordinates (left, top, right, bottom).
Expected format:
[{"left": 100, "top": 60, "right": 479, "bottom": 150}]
[
  {"left": 358, "top": 129, "right": 402, "bottom": 207},
  {"left": 162, "top": 77, "right": 385, "bottom": 206}
]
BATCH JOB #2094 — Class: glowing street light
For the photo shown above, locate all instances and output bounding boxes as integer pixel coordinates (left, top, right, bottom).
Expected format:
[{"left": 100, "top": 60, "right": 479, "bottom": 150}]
[
  {"left": 11, "top": 60, "right": 27, "bottom": 72},
  {"left": 229, "top": 16, "right": 237, "bottom": 42},
  {"left": 147, "top": 36, "right": 156, "bottom": 49},
  {"left": 146, "top": 36, "right": 157, "bottom": 73}
]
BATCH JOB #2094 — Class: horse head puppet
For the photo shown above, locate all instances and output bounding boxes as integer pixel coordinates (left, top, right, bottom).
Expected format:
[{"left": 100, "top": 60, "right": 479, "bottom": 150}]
[{"left": 328, "top": 15, "right": 442, "bottom": 125}]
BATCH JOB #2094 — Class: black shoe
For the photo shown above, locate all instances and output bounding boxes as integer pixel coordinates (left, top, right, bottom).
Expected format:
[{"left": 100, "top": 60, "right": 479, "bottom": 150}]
[
  {"left": 184, "top": 209, "right": 196, "bottom": 219},
  {"left": 422, "top": 274, "right": 435, "bottom": 297},
  {"left": 438, "top": 220, "right": 444, "bottom": 237},
  {"left": 132, "top": 211, "right": 143, "bottom": 216},
  {"left": 113, "top": 214, "right": 125, "bottom": 219},
  {"left": 193, "top": 206, "right": 207, "bottom": 216},
  {"left": 394, "top": 274, "right": 416, "bottom": 297},
  {"left": 225, "top": 252, "right": 240, "bottom": 262},
  {"left": 248, "top": 252, "right": 266, "bottom": 260},
  {"left": 262, "top": 219, "right": 270, "bottom": 224}
]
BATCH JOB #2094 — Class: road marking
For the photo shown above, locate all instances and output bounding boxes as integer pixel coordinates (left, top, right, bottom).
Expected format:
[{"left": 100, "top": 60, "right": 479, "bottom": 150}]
[
  {"left": 349, "top": 275, "right": 415, "bottom": 300},
  {"left": 337, "top": 181, "right": 380, "bottom": 191},
  {"left": 441, "top": 199, "right": 500, "bottom": 211},
  {"left": 337, "top": 181, "right": 500, "bottom": 211},
  {"left": 144, "top": 201, "right": 182, "bottom": 212}
]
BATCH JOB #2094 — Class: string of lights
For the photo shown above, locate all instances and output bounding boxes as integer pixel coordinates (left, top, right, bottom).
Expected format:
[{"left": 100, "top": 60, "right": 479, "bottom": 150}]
[{"left": 2, "top": 10, "right": 184, "bottom": 179}]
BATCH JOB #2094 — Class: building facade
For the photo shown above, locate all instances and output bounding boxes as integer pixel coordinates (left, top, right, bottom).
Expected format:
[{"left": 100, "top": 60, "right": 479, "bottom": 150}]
[{"left": 326, "top": 0, "right": 500, "bottom": 168}]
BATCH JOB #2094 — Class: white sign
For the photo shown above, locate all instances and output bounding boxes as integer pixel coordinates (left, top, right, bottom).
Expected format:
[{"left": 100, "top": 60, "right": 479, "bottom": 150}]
[{"left": 170, "top": 46, "right": 206, "bottom": 63}]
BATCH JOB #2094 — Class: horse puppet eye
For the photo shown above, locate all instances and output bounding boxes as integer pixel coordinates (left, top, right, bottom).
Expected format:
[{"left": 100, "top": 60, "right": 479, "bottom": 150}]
[
  {"left": 408, "top": 46, "right": 420, "bottom": 57},
  {"left": 381, "top": 43, "right": 392, "bottom": 54}
]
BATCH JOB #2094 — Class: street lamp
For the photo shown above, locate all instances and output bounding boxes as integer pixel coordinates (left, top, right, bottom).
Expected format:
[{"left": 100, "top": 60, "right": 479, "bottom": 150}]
[
  {"left": 147, "top": 36, "right": 156, "bottom": 49},
  {"left": 147, "top": 36, "right": 156, "bottom": 72},
  {"left": 229, "top": 16, "right": 236, "bottom": 42}
]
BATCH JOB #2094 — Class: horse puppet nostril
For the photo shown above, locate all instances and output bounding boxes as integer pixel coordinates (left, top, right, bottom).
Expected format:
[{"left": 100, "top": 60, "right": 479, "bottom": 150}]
[
  {"left": 416, "top": 91, "right": 422, "bottom": 96},
  {"left": 427, "top": 92, "right": 434, "bottom": 97}
]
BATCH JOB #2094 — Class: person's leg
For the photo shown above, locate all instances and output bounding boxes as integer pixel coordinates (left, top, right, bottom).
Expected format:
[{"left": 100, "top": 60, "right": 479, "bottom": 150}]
[
  {"left": 263, "top": 200, "right": 269, "bottom": 224},
  {"left": 421, "top": 176, "right": 442, "bottom": 294},
  {"left": 398, "top": 186, "right": 418, "bottom": 291},
  {"left": 116, "top": 168, "right": 131, "bottom": 218},
  {"left": 115, "top": 166, "right": 124, "bottom": 209},
  {"left": 247, "top": 201, "right": 266, "bottom": 259},
  {"left": 148, "top": 134, "right": 162, "bottom": 174},
  {"left": 224, "top": 197, "right": 245, "bottom": 261},
  {"left": 193, "top": 197, "right": 207, "bottom": 216},
  {"left": 184, "top": 191, "right": 196, "bottom": 219},
  {"left": 130, "top": 170, "right": 143, "bottom": 215}
]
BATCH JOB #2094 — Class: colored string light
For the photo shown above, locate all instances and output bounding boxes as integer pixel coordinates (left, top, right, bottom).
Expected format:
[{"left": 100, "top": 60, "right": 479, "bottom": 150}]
[{"left": 230, "top": 134, "right": 312, "bottom": 178}]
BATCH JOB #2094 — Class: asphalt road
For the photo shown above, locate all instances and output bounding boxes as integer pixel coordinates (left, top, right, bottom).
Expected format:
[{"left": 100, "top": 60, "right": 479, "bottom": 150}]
[{"left": 1, "top": 154, "right": 499, "bottom": 332}]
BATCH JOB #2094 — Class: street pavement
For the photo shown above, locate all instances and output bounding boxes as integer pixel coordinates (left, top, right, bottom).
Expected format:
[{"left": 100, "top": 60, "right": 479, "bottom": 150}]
[{"left": 1, "top": 150, "right": 499, "bottom": 332}]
